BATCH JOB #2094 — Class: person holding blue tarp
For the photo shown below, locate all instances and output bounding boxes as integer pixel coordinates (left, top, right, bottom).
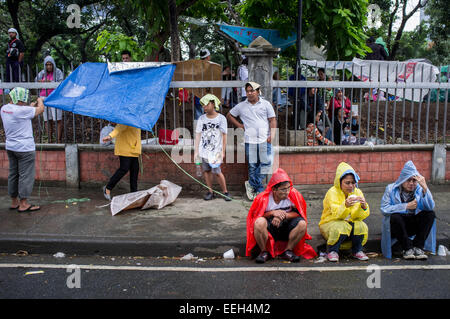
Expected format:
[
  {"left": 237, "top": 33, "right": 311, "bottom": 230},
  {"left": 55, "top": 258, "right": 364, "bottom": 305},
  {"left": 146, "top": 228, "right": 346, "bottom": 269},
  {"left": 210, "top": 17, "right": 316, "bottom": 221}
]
[
  {"left": 1, "top": 88, "right": 44, "bottom": 212},
  {"left": 380, "top": 161, "right": 436, "bottom": 260}
]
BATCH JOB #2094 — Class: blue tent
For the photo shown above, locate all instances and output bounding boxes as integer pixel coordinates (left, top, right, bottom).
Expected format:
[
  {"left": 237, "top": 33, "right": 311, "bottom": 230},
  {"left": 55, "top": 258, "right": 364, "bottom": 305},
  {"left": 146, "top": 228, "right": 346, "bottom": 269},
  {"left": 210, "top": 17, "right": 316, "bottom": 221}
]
[{"left": 44, "top": 62, "right": 175, "bottom": 132}]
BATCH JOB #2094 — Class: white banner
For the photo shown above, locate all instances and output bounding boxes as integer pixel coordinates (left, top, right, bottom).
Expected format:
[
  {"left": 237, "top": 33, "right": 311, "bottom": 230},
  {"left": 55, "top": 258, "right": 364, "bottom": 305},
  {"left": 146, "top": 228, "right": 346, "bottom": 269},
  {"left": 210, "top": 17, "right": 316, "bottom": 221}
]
[{"left": 301, "top": 58, "right": 440, "bottom": 102}]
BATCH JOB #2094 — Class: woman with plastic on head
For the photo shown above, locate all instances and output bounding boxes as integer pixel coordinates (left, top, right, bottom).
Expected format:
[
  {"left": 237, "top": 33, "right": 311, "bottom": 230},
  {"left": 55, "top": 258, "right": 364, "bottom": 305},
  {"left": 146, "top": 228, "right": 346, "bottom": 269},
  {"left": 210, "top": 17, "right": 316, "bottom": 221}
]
[{"left": 319, "top": 162, "right": 370, "bottom": 262}]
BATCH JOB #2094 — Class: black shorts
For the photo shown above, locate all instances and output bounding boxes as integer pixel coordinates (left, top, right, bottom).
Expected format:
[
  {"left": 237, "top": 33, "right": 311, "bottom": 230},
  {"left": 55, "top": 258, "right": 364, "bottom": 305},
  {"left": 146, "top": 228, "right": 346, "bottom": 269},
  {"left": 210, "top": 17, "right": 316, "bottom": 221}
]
[{"left": 267, "top": 215, "right": 304, "bottom": 241}]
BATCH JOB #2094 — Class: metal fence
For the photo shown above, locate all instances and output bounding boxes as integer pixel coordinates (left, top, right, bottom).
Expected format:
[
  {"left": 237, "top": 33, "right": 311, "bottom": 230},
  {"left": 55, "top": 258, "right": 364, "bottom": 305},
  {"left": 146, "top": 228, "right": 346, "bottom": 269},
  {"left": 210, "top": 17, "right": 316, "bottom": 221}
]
[{"left": 0, "top": 61, "right": 449, "bottom": 146}]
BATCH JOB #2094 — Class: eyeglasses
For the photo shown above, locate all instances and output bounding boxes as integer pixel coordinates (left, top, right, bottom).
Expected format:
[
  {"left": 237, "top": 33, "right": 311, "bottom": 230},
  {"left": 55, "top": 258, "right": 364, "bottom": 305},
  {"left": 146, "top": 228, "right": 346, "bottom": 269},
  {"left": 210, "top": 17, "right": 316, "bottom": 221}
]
[
  {"left": 405, "top": 178, "right": 418, "bottom": 183},
  {"left": 276, "top": 186, "right": 292, "bottom": 193}
]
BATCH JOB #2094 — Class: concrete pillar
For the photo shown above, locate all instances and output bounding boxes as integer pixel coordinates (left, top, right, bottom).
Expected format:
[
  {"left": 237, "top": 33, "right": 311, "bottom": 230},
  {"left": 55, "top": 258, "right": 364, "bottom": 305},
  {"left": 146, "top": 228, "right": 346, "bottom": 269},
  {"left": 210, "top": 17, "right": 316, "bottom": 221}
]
[
  {"left": 241, "top": 38, "right": 280, "bottom": 103},
  {"left": 431, "top": 144, "right": 446, "bottom": 184},
  {"left": 65, "top": 144, "right": 79, "bottom": 188}
]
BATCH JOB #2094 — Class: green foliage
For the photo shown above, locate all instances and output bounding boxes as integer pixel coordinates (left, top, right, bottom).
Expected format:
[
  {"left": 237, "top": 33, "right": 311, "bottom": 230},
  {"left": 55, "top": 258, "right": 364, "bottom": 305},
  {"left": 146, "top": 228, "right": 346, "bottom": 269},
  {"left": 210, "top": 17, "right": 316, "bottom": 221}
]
[
  {"left": 95, "top": 30, "right": 157, "bottom": 62},
  {"left": 239, "top": 0, "right": 370, "bottom": 61}
]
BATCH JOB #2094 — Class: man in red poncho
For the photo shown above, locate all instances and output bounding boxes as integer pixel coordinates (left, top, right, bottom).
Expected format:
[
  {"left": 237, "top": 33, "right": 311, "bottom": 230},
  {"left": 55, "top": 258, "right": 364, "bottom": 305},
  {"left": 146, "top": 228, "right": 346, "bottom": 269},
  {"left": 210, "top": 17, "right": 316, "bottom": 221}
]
[{"left": 246, "top": 168, "right": 317, "bottom": 263}]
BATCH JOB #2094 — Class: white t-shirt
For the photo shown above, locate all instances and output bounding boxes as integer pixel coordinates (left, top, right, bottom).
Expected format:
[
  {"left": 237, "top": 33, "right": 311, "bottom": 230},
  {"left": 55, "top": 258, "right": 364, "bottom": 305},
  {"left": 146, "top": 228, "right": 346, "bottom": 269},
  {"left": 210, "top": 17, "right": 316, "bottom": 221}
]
[
  {"left": 1, "top": 103, "right": 36, "bottom": 152},
  {"left": 265, "top": 193, "right": 293, "bottom": 213},
  {"left": 238, "top": 65, "right": 248, "bottom": 98},
  {"left": 229, "top": 97, "right": 276, "bottom": 144},
  {"left": 195, "top": 113, "right": 227, "bottom": 162}
]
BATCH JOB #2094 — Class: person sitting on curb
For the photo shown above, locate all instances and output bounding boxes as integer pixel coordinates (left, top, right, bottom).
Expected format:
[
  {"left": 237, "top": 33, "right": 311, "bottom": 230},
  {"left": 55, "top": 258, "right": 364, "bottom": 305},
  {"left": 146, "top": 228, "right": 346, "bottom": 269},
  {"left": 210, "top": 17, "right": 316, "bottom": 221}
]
[
  {"left": 319, "top": 162, "right": 370, "bottom": 262},
  {"left": 245, "top": 168, "right": 317, "bottom": 263},
  {"left": 1, "top": 88, "right": 44, "bottom": 212},
  {"left": 380, "top": 161, "right": 436, "bottom": 260}
]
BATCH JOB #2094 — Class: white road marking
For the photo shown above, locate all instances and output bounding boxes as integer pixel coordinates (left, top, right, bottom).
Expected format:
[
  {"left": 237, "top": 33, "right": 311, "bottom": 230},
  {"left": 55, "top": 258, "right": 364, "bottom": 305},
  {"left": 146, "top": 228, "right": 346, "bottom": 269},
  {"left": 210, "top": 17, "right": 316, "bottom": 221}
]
[{"left": 0, "top": 263, "right": 449, "bottom": 272}]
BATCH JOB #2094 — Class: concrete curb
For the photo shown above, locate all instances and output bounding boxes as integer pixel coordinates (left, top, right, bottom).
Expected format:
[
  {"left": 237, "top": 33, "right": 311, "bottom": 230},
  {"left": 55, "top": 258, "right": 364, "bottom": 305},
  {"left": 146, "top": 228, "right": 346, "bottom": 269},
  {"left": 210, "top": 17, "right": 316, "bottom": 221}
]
[{"left": 0, "top": 235, "right": 447, "bottom": 259}]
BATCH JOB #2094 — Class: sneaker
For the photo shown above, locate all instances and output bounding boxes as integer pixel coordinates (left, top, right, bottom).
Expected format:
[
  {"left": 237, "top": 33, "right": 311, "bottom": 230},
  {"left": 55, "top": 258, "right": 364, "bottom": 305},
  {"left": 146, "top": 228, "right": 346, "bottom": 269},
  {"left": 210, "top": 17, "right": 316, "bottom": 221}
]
[
  {"left": 403, "top": 249, "right": 416, "bottom": 260},
  {"left": 327, "top": 251, "right": 339, "bottom": 262},
  {"left": 255, "top": 251, "right": 270, "bottom": 264},
  {"left": 223, "top": 192, "right": 232, "bottom": 201},
  {"left": 352, "top": 251, "right": 369, "bottom": 261},
  {"left": 245, "top": 181, "right": 254, "bottom": 200},
  {"left": 280, "top": 249, "right": 300, "bottom": 263},
  {"left": 203, "top": 192, "right": 214, "bottom": 200},
  {"left": 102, "top": 186, "right": 111, "bottom": 201},
  {"left": 413, "top": 247, "right": 428, "bottom": 260}
]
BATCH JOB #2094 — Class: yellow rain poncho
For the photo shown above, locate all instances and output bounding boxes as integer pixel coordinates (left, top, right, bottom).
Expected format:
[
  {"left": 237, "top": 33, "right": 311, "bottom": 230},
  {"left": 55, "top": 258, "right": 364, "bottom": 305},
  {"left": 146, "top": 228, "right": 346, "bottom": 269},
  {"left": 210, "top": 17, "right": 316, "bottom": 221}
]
[{"left": 319, "top": 162, "right": 370, "bottom": 249}]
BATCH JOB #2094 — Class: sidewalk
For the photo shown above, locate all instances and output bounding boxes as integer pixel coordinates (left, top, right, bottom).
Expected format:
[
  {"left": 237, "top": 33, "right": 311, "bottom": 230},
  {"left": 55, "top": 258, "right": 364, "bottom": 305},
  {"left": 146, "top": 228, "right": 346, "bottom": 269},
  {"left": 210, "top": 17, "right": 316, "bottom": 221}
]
[{"left": 0, "top": 183, "right": 448, "bottom": 258}]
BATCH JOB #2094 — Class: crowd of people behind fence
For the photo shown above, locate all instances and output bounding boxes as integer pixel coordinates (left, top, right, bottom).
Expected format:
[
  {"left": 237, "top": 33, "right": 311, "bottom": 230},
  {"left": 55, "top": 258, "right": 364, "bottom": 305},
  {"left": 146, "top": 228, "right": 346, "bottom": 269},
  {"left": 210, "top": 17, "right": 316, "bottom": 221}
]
[{"left": 2, "top": 26, "right": 377, "bottom": 147}]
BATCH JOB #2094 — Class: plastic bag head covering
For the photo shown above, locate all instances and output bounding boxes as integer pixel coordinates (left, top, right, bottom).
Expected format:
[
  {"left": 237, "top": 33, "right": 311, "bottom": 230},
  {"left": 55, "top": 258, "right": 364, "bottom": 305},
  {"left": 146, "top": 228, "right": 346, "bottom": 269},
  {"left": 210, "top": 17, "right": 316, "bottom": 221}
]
[
  {"left": 9, "top": 87, "right": 29, "bottom": 104},
  {"left": 393, "top": 160, "right": 420, "bottom": 189},
  {"left": 200, "top": 48, "right": 210, "bottom": 59},
  {"left": 334, "top": 162, "right": 360, "bottom": 190},
  {"left": 8, "top": 28, "right": 19, "bottom": 38},
  {"left": 200, "top": 93, "right": 221, "bottom": 110}
]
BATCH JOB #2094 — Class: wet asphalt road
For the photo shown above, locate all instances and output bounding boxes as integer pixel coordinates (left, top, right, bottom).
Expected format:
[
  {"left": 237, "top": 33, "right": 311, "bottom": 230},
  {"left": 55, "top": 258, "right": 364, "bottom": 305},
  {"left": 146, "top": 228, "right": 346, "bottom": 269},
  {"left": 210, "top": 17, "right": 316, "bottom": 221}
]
[{"left": 0, "top": 253, "right": 448, "bottom": 302}]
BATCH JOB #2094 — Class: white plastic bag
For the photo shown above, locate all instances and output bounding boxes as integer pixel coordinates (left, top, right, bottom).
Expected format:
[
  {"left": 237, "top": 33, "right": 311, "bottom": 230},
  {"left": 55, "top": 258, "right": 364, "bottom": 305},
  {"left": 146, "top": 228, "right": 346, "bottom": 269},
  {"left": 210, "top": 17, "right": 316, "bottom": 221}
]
[
  {"left": 110, "top": 180, "right": 182, "bottom": 216},
  {"left": 100, "top": 125, "right": 115, "bottom": 146}
]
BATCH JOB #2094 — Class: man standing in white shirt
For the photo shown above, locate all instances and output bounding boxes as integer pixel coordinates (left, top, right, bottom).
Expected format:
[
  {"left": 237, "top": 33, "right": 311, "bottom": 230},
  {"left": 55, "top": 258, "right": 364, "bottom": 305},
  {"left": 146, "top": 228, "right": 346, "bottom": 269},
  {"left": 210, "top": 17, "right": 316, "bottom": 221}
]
[
  {"left": 227, "top": 82, "right": 277, "bottom": 200},
  {"left": 1, "top": 88, "right": 44, "bottom": 212}
]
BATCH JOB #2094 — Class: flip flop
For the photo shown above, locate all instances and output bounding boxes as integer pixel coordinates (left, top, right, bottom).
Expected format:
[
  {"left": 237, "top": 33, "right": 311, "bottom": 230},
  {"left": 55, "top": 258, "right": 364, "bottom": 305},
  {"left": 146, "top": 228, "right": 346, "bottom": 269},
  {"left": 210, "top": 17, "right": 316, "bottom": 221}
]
[
  {"left": 9, "top": 205, "right": 19, "bottom": 210},
  {"left": 18, "top": 204, "right": 40, "bottom": 213}
]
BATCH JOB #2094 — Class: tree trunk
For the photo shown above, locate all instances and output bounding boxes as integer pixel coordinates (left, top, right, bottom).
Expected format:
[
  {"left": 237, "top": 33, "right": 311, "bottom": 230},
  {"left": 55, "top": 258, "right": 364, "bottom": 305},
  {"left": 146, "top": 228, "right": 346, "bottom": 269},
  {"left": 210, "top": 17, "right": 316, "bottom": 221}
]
[{"left": 168, "top": 0, "right": 181, "bottom": 62}]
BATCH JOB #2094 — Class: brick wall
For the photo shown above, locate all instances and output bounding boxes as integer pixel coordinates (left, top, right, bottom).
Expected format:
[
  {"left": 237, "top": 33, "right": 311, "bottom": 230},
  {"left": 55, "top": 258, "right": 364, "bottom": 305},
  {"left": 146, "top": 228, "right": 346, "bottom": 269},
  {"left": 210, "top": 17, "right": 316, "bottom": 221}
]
[
  {"left": 79, "top": 150, "right": 248, "bottom": 188},
  {"left": 447, "top": 153, "right": 450, "bottom": 182},
  {"left": 0, "top": 147, "right": 446, "bottom": 188},
  {"left": 279, "top": 151, "right": 432, "bottom": 185},
  {"left": 0, "top": 149, "right": 66, "bottom": 181}
]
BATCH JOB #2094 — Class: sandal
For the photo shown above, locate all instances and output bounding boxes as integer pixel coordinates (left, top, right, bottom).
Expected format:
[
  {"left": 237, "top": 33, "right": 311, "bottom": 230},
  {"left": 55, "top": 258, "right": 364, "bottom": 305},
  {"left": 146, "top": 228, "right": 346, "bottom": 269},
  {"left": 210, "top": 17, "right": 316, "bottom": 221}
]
[{"left": 18, "top": 204, "right": 40, "bottom": 212}]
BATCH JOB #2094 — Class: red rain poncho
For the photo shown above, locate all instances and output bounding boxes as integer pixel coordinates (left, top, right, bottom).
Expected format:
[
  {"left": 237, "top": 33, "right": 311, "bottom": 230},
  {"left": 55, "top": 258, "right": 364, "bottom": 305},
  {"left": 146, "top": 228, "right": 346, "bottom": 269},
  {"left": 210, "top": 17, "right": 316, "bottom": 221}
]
[{"left": 245, "top": 168, "right": 317, "bottom": 259}]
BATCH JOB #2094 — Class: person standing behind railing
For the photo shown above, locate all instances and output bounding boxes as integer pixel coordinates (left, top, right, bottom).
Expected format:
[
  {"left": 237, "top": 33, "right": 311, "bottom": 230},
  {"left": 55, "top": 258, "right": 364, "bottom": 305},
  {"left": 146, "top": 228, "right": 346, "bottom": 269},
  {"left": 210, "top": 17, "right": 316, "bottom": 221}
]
[
  {"left": 35, "top": 56, "right": 64, "bottom": 143},
  {"left": 5, "top": 28, "right": 25, "bottom": 84},
  {"left": 1, "top": 88, "right": 44, "bottom": 212},
  {"left": 227, "top": 82, "right": 276, "bottom": 201},
  {"left": 237, "top": 56, "right": 248, "bottom": 102}
]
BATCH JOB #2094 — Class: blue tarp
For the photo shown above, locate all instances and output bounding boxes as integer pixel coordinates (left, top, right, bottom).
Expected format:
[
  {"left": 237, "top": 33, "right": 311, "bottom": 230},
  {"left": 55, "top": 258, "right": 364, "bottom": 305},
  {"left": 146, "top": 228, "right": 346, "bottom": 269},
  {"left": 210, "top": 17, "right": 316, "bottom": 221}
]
[
  {"left": 44, "top": 62, "right": 175, "bottom": 132},
  {"left": 218, "top": 24, "right": 296, "bottom": 51}
]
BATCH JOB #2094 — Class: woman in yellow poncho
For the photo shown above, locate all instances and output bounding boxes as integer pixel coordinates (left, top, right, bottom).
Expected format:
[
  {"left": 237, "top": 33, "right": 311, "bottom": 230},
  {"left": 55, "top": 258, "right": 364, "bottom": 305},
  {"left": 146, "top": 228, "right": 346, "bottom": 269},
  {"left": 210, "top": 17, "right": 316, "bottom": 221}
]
[{"left": 319, "top": 162, "right": 370, "bottom": 262}]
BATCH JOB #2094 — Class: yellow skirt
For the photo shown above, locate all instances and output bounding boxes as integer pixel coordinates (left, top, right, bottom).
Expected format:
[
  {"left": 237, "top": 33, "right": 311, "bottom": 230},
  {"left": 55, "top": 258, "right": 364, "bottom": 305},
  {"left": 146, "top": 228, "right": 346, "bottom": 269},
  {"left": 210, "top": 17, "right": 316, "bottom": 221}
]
[{"left": 319, "top": 220, "right": 368, "bottom": 250}]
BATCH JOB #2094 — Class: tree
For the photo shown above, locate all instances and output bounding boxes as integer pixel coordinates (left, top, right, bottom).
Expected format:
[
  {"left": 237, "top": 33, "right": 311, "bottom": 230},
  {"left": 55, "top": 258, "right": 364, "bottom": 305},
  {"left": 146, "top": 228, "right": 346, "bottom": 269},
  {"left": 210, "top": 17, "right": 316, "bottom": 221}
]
[
  {"left": 368, "top": 0, "right": 428, "bottom": 60},
  {"left": 238, "top": 0, "right": 370, "bottom": 61},
  {"left": 1, "top": 0, "right": 113, "bottom": 73},
  {"left": 425, "top": 0, "right": 450, "bottom": 65},
  {"left": 168, "top": 0, "right": 181, "bottom": 62}
]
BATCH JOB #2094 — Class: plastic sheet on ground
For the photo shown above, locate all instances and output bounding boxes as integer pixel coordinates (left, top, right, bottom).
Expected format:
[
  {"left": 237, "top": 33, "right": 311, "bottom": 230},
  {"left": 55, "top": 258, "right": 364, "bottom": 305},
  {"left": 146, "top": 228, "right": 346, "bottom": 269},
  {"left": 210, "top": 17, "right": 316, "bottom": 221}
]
[{"left": 110, "top": 180, "right": 182, "bottom": 216}]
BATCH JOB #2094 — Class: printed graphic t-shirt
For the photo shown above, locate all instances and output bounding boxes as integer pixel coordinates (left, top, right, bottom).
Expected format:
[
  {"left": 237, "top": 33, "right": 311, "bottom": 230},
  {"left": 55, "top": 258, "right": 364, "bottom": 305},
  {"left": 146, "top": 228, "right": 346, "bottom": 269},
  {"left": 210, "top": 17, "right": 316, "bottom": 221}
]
[{"left": 195, "top": 113, "right": 227, "bottom": 162}]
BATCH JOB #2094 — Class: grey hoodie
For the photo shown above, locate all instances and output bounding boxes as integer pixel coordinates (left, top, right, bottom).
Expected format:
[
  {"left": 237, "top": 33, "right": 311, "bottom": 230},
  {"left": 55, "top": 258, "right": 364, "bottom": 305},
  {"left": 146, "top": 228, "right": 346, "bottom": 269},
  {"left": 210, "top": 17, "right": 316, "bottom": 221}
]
[{"left": 35, "top": 56, "right": 64, "bottom": 82}]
